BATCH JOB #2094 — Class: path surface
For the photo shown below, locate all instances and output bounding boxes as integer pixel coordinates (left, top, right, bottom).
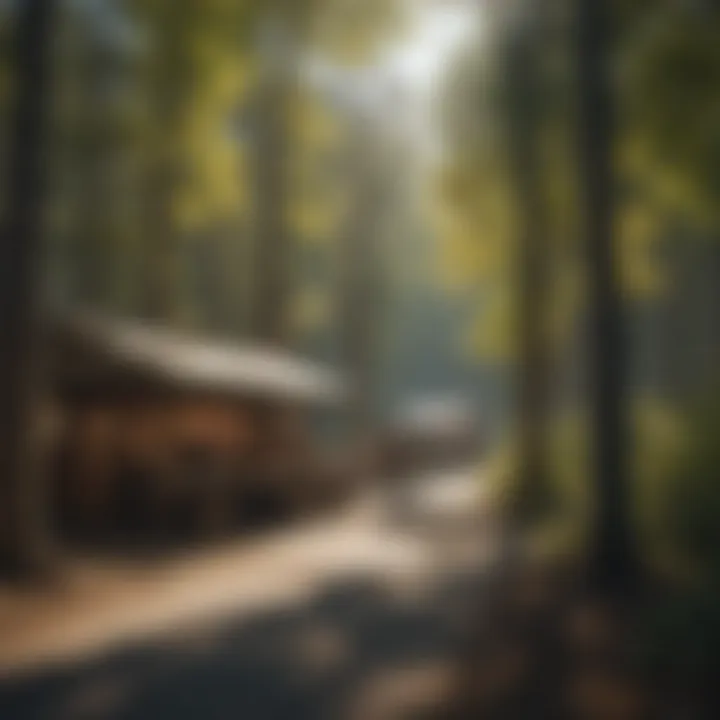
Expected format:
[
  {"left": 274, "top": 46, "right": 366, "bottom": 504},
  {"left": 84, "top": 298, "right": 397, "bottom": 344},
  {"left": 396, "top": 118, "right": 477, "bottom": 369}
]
[{"left": 0, "top": 467, "right": 492, "bottom": 720}]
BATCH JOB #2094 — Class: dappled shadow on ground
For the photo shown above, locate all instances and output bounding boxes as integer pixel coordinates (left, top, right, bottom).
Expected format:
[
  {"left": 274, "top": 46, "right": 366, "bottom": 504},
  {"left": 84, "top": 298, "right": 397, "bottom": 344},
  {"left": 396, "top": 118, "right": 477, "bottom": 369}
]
[
  {"left": 452, "top": 564, "right": 720, "bottom": 720},
  {"left": 0, "top": 566, "right": 487, "bottom": 720}
]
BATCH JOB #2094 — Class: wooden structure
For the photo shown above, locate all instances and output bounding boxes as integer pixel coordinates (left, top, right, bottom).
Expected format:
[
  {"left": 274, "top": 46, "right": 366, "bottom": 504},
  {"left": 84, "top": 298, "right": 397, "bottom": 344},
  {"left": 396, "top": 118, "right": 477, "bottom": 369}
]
[
  {"left": 45, "top": 311, "right": 350, "bottom": 543},
  {"left": 382, "top": 398, "right": 482, "bottom": 480}
]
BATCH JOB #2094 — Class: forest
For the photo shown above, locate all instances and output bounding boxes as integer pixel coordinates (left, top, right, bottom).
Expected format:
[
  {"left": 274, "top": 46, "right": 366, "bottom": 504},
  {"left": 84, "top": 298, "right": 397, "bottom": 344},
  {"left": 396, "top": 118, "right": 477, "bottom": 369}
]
[{"left": 1, "top": 0, "right": 720, "bottom": 717}]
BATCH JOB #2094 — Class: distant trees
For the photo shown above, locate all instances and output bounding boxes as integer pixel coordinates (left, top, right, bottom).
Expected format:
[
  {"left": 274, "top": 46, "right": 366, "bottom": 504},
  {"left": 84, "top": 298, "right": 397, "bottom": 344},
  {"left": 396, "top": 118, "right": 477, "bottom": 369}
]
[
  {"left": 437, "top": 0, "right": 720, "bottom": 589},
  {"left": 248, "top": 13, "right": 296, "bottom": 345},
  {"left": 131, "top": 0, "right": 258, "bottom": 327},
  {"left": 35, "top": 0, "right": 407, "bottom": 345},
  {"left": 437, "top": 6, "right": 562, "bottom": 524},
  {"left": 436, "top": 0, "right": 660, "bottom": 588},
  {"left": 247, "top": 0, "right": 407, "bottom": 346},
  {"left": 0, "top": 0, "right": 410, "bottom": 575},
  {"left": 337, "top": 114, "right": 395, "bottom": 442}
]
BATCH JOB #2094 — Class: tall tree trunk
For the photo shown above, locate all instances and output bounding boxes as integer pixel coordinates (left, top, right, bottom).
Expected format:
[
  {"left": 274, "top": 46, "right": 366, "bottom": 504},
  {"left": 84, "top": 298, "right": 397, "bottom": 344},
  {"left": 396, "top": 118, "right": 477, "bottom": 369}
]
[
  {"left": 0, "top": 0, "right": 57, "bottom": 576},
  {"left": 338, "top": 121, "right": 387, "bottom": 446},
  {"left": 138, "top": 0, "right": 195, "bottom": 325},
  {"left": 503, "top": 11, "right": 551, "bottom": 524},
  {"left": 249, "top": 18, "right": 293, "bottom": 345},
  {"left": 576, "top": 0, "right": 637, "bottom": 589}
]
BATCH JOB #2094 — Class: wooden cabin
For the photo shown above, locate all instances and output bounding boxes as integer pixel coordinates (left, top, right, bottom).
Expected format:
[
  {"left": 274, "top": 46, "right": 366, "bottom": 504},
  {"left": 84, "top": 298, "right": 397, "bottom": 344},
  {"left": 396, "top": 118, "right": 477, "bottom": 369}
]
[{"left": 46, "top": 312, "right": 350, "bottom": 543}]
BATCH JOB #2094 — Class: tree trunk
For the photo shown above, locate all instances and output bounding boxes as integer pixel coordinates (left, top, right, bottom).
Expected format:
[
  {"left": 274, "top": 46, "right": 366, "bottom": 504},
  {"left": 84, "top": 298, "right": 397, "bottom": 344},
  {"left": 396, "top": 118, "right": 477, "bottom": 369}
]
[
  {"left": 576, "top": 0, "right": 637, "bottom": 590},
  {"left": 338, "top": 120, "right": 388, "bottom": 450},
  {"left": 249, "top": 18, "right": 294, "bottom": 345},
  {"left": 138, "top": 0, "right": 195, "bottom": 325},
  {"left": 503, "top": 12, "right": 551, "bottom": 524},
  {"left": 140, "top": 163, "right": 180, "bottom": 323},
  {"left": 0, "top": 0, "right": 57, "bottom": 576}
]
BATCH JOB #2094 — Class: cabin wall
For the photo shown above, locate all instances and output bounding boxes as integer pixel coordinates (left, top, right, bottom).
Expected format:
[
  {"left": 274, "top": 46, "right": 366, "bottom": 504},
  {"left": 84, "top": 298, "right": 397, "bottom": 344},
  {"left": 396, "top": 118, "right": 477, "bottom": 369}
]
[
  {"left": 58, "top": 396, "right": 256, "bottom": 539},
  {"left": 55, "top": 395, "right": 346, "bottom": 544}
]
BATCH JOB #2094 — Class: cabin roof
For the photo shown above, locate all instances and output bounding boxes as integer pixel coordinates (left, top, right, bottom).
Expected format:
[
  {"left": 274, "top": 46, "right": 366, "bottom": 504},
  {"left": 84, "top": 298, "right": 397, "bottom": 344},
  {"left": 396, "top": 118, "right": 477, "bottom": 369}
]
[{"left": 48, "top": 311, "right": 345, "bottom": 405}]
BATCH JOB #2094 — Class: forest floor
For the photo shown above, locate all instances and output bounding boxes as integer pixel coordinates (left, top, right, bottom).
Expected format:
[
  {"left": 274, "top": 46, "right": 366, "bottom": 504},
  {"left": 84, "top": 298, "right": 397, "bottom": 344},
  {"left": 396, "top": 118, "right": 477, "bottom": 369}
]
[
  {"left": 0, "top": 467, "right": 495, "bottom": 719},
  {"left": 1, "top": 469, "right": 713, "bottom": 719},
  {"left": 451, "top": 552, "right": 719, "bottom": 719}
]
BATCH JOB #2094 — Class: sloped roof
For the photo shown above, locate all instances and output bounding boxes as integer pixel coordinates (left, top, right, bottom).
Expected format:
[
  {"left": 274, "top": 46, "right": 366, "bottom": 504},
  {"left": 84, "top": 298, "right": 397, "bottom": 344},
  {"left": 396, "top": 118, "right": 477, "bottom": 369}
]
[{"left": 48, "top": 311, "right": 344, "bottom": 405}]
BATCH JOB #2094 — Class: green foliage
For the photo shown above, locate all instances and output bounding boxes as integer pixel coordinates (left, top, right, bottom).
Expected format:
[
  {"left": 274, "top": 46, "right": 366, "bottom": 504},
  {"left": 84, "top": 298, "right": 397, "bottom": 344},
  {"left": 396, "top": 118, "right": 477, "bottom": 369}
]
[
  {"left": 309, "top": 0, "right": 407, "bottom": 65},
  {"left": 41, "top": 0, "right": 405, "bottom": 336},
  {"left": 656, "top": 392, "right": 720, "bottom": 581},
  {"left": 487, "top": 397, "right": 688, "bottom": 561},
  {"left": 619, "top": 0, "right": 720, "bottom": 227},
  {"left": 437, "top": 0, "right": 720, "bottom": 364},
  {"left": 488, "top": 385, "right": 720, "bottom": 590}
]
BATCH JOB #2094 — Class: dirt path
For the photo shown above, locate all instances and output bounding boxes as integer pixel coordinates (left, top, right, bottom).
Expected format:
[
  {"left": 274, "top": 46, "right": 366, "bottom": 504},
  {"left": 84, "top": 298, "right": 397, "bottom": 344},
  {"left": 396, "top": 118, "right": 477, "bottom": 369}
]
[{"left": 0, "top": 468, "right": 492, "bottom": 719}]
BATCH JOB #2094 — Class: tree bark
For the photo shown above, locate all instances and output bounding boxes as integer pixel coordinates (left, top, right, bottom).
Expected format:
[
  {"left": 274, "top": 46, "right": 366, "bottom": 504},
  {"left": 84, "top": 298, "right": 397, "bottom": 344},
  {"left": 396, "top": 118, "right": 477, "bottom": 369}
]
[
  {"left": 576, "top": 0, "right": 637, "bottom": 590},
  {"left": 503, "top": 11, "right": 551, "bottom": 523},
  {"left": 249, "top": 19, "right": 294, "bottom": 345},
  {"left": 338, "top": 120, "right": 387, "bottom": 445},
  {"left": 0, "top": 0, "right": 57, "bottom": 576}
]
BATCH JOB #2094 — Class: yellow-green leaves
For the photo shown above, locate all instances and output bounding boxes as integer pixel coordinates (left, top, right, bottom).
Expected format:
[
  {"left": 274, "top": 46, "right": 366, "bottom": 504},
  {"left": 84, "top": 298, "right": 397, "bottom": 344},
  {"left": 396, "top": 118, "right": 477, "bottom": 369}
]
[
  {"left": 290, "top": 92, "right": 349, "bottom": 243},
  {"left": 310, "top": 0, "right": 407, "bottom": 66}
]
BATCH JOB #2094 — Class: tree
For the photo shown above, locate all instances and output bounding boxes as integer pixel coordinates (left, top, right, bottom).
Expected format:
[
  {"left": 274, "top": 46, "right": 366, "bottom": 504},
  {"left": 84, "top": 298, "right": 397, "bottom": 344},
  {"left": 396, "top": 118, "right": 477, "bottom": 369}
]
[
  {"left": 336, "top": 112, "right": 393, "bottom": 443},
  {"left": 576, "top": 0, "right": 638, "bottom": 589},
  {"left": 0, "top": 0, "right": 57, "bottom": 575},
  {"left": 246, "top": 0, "right": 406, "bottom": 345},
  {"left": 248, "top": 12, "right": 296, "bottom": 344},
  {"left": 501, "top": 5, "right": 552, "bottom": 522}
]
